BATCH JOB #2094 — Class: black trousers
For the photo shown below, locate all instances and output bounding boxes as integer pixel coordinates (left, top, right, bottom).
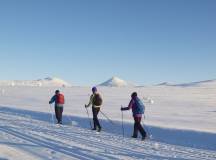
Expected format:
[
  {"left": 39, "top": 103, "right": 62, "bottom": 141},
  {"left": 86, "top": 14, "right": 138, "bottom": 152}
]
[
  {"left": 92, "top": 107, "right": 101, "bottom": 129},
  {"left": 133, "top": 116, "right": 146, "bottom": 138},
  {"left": 55, "top": 106, "right": 63, "bottom": 123}
]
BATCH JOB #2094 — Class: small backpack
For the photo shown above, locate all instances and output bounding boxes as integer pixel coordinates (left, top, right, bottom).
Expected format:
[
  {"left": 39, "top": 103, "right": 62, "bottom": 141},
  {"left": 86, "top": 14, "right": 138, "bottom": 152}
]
[
  {"left": 56, "top": 94, "right": 65, "bottom": 104},
  {"left": 93, "top": 94, "right": 103, "bottom": 106}
]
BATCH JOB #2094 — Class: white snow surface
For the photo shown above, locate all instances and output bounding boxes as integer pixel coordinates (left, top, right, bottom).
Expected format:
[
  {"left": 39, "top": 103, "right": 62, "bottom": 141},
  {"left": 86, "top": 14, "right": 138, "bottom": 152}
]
[
  {"left": 99, "top": 77, "right": 133, "bottom": 87},
  {"left": 0, "top": 77, "right": 72, "bottom": 87},
  {"left": 0, "top": 84, "right": 216, "bottom": 160}
]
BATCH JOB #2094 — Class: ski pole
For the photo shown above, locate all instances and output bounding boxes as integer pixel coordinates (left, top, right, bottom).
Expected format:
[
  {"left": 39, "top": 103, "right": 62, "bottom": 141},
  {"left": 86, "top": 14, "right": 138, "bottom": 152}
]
[
  {"left": 100, "top": 110, "right": 115, "bottom": 125},
  {"left": 85, "top": 106, "right": 92, "bottom": 129},
  {"left": 49, "top": 104, "right": 55, "bottom": 124},
  {"left": 121, "top": 109, "right": 125, "bottom": 138}
]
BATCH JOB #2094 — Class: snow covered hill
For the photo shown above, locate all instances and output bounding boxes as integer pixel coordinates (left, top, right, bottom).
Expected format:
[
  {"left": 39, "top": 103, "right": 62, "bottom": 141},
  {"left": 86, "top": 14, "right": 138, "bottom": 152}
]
[
  {"left": 0, "top": 77, "right": 72, "bottom": 87},
  {"left": 157, "top": 79, "right": 216, "bottom": 87},
  {"left": 99, "top": 77, "right": 133, "bottom": 87}
]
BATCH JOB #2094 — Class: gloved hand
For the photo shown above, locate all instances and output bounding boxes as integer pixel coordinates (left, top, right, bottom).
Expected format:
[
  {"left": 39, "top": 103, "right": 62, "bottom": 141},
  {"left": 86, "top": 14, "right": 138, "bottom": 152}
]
[
  {"left": 49, "top": 101, "right": 51, "bottom": 104},
  {"left": 121, "top": 107, "right": 128, "bottom": 111},
  {"left": 85, "top": 104, "right": 87, "bottom": 108}
]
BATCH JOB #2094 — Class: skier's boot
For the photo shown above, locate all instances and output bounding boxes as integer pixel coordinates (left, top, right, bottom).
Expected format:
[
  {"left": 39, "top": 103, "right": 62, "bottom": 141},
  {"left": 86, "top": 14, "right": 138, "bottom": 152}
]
[
  {"left": 97, "top": 127, "right": 102, "bottom": 132},
  {"left": 141, "top": 136, "right": 146, "bottom": 141}
]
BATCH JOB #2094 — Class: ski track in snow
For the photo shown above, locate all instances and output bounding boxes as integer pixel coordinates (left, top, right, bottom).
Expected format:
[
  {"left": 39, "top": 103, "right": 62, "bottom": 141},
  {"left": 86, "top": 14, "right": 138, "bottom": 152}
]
[{"left": 0, "top": 108, "right": 215, "bottom": 160}]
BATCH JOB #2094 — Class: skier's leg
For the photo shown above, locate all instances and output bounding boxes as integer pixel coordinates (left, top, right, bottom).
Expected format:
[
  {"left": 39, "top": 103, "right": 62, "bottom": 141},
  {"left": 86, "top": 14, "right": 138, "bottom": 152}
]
[
  {"left": 59, "top": 107, "right": 63, "bottom": 124},
  {"left": 55, "top": 106, "right": 59, "bottom": 122},
  {"left": 56, "top": 107, "right": 61, "bottom": 123},
  {"left": 132, "top": 117, "right": 139, "bottom": 138},
  {"left": 137, "top": 117, "right": 146, "bottom": 138},
  {"left": 92, "top": 107, "right": 97, "bottom": 129},
  {"left": 95, "top": 108, "right": 101, "bottom": 129}
]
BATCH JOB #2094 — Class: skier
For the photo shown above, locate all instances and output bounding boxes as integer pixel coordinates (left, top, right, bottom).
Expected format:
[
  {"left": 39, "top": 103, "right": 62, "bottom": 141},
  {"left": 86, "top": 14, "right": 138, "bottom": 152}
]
[
  {"left": 49, "top": 90, "right": 65, "bottom": 124},
  {"left": 85, "top": 87, "right": 102, "bottom": 132},
  {"left": 121, "top": 92, "right": 147, "bottom": 140}
]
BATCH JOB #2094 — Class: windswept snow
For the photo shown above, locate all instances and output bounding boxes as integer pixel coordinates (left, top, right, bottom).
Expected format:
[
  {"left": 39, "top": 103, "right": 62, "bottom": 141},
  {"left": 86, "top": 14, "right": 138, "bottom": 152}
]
[
  {"left": 99, "top": 77, "right": 133, "bottom": 87},
  {"left": 0, "top": 77, "right": 72, "bottom": 87}
]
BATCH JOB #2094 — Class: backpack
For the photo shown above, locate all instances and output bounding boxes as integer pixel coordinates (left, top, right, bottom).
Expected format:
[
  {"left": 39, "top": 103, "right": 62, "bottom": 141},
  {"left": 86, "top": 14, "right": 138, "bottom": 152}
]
[
  {"left": 133, "top": 97, "right": 145, "bottom": 115},
  {"left": 93, "top": 94, "right": 103, "bottom": 106},
  {"left": 56, "top": 94, "right": 65, "bottom": 104}
]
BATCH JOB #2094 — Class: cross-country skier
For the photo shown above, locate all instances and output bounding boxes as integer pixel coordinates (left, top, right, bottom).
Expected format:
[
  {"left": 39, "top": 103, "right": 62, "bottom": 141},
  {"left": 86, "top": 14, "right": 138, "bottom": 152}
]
[
  {"left": 121, "top": 92, "right": 147, "bottom": 140},
  {"left": 85, "top": 87, "right": 103, "bottom": 132},
  {"left": 49, "top": 90, "right": 65, "bottom": 124}
]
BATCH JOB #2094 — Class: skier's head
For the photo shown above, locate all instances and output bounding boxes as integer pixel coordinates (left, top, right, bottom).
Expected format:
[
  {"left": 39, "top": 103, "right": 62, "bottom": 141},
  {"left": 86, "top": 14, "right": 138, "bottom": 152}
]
[
  {"left": 55, "top": 90, "right": 60, "bottom": 94},
  {"left": 131, "top": 92, "right": 137, "bottom": 99},
  {"left": 92, "top": 87, "right": 97, "bottom": 93}
]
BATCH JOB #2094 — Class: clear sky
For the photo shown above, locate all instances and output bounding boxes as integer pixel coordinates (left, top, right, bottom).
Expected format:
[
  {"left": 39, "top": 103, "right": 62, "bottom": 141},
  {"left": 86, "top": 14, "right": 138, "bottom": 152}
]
[{"left": 0, "top": 0, "right": 215, "bottom": 86}]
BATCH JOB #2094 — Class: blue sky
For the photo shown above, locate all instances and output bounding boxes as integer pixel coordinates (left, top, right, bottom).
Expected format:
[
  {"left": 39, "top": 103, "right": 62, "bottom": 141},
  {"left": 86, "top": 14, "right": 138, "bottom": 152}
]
[{"left": 0, "top": 0, "right": 216, "bottom": 86}]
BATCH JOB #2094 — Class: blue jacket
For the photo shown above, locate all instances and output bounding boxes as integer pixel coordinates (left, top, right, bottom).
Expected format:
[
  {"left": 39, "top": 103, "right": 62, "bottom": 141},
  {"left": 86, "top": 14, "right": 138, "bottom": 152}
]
[
  {"left": 122, "top": 97, "right": 145, "bottom": 116},
  {"left": 132, "top": 97, "right": 144, "bottom": 116}
]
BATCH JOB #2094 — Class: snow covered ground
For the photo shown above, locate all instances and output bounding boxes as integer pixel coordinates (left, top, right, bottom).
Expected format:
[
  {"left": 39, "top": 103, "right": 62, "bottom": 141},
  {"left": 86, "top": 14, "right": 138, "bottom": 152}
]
[{"left": 0, "top": 85, "right": 216, "bottom": 159}]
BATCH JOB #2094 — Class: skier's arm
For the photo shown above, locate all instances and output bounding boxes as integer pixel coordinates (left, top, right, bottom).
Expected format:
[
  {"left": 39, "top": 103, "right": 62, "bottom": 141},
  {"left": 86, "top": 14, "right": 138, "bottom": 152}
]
[
  {"left": 49, "top": 95, "right": 56, "bottom": 104},
  {"left": 128, "top": 99, "right": 134, "bottom": 109},
  {"left": 121, "top": 107, "right": 129, "bottom": 111},
  {"left": 121, "top": 100, "right": 133, "bottom": 111},
  {"left": 85, "top": 95, "right": 93, "bottom": 108}
]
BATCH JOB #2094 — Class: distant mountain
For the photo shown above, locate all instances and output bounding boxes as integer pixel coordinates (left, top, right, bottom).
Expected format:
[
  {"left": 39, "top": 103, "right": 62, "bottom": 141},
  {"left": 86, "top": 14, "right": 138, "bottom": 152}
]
[
  {"left": 0, "top": 77, "right": 72, "bottom": 87},
  {"left": 156, "top": 79, "right": 216, "bottom": 87},
  {"left": 99, "top": 76, "right": 133, "bottom": 87},
  {"left": 157, "top": 82, "right": 171, "bottom": 86}
]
